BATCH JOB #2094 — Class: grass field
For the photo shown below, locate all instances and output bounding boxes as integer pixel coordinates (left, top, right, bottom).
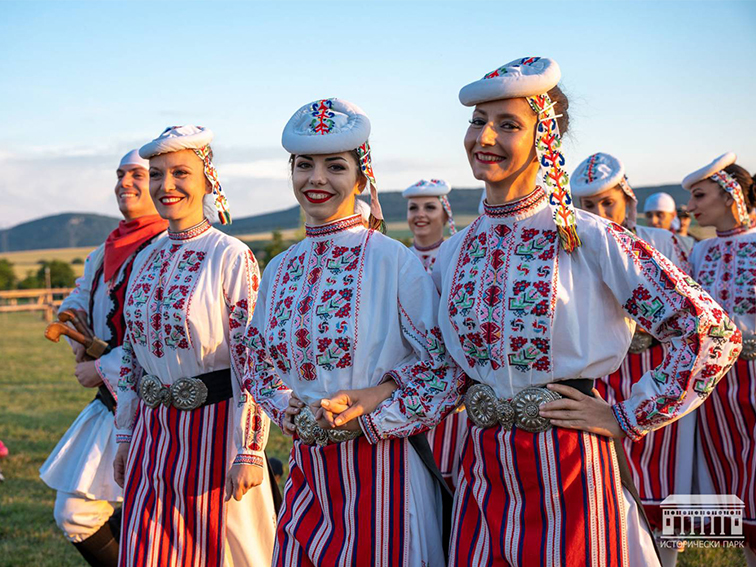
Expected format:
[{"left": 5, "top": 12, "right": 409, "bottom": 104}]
[
  {"left": 0, "top": 312, "right": 745, "bottom": 566},
  {"left": 0, "top": 247, "right": 95, "bottom": 279},
  {"left": 0, "top": 312, "right": 291, "bottom": 567}
]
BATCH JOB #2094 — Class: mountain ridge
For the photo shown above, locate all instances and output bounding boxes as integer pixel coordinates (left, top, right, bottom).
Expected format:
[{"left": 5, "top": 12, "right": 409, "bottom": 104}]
[{"left": 0, "top": 185, "right": 688, "bottom": 252}]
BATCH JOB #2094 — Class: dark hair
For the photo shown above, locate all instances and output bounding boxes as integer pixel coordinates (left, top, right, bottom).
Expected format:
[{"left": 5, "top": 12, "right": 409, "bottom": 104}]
[
  {"left": 545, "top": 85, "right": 569, "bottom": 135},
  {"left": 288, "top": 150, "right": 368, "bottom": 192},
  {"left": 723, "top": 163, "right": 756, "bottom": 209}
]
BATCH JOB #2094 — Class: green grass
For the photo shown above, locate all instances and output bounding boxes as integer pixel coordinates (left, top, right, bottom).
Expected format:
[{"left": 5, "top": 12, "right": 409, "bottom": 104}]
[
  {"left": 0, "top": 312, "right": 291, "bottom": 566},
  {"left": 0, "top": 312, "right": 746, "bottom": 566}
]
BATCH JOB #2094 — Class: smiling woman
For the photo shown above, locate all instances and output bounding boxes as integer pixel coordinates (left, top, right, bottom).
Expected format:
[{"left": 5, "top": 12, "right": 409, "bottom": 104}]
[
  {"left": 243, "top": 98, "right": 463, "bottom": 567},
  {"left": 428, "top": 57, "right": 741, "bottom": 567},
  {"left": 111, "top": 125, "right": 277, "bottom": 567}
]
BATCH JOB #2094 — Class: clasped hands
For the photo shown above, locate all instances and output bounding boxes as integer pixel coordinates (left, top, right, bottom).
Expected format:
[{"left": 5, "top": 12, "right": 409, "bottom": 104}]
[{"left": 282, "top": 381, "right": 397, "bottom": 437}]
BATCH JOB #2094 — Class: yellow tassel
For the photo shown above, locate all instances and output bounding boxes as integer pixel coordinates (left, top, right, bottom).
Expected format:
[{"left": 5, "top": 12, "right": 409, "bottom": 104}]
[{"left": 558, "top": 225, "right": 581, "bottom": 253}]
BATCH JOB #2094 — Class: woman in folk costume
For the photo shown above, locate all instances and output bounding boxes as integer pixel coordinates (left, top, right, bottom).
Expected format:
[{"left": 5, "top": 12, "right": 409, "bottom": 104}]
[
  {"left": 684, "top": 153, "right": 756, "bottom": 564},
  {"left": 244, "top": 98, "right": 463, "bottom": 567},
  {"left": 40, "top": 150, "right": 167, "bottom": 566},
  {"left": 570, "top": 152, "right": 694, "bottom": 565},
  {"left": 431, "top": 57, "right": 740, "bottom": 566},
  {"left": 112, "top": 126, "right": 276, "bottom": 567},
  {"left": 402, "top": 178, "right": 467, "bottom": 489},
  {"left": 403, "top": 179, "right": 457, "bottom": 272}
]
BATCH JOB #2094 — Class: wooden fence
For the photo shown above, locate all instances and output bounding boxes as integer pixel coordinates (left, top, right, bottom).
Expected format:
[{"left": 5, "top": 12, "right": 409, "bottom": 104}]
[{"left": 0, "top": 288, "right": 74, "bottom": 321}]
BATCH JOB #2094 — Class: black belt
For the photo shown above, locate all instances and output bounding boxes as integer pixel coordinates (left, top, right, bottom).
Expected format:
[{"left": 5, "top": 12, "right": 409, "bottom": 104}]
[
  {"left": 558, "top": 377, "right": 594, "bottom": 395},
  {"left": 196, "top": 369, "right": 233, "bottom": 407},
  {"left": 95, "top": 385, "right": 116, "bottom": 414},
  {"left": 138, "top": 368, "right": 233, "bottom": 410}
]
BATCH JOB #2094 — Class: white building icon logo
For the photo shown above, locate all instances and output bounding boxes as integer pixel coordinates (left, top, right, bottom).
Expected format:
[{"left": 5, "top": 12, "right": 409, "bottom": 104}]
[{"left": 660, "top": 495, "right": 745, "bottom": 539}]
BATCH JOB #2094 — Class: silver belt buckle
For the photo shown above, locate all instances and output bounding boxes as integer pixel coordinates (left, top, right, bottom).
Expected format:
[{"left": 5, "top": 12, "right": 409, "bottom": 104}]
[
  {"left": 139, "top": 375, "right": 170, "bottom": 409},
  {"left": 294, "top": 406, "right": 362, "bottom": 446},
  {"left": 628, "top": 330, "right": 653, "bottom": 354},
  {"left": 741, "top": 334, "right": 756, "bottom": 361},
  {"left": 139, "top": 375, "right": 208, "bottom": 410},
  {"left": 465, "top": 384, "right": 562, "bottom": 433},
  {"left": 170, "top": 377, "right": 208, "bottom": 410}
]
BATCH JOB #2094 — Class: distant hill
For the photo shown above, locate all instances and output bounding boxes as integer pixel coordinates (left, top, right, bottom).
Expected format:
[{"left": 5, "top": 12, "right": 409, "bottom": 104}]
[
  {"left": 0, "top": 185, "right": 689, "bottom": 252},
  {"left": 0, "top": 213, "right": 120, "bottom": 252}
]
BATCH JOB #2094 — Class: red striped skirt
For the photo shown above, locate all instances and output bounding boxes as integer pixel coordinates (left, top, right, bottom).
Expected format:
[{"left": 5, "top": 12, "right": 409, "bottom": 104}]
[
  {"left": 274, "top": 436, "right": 408, "bottom": 567},
  {"left": 120, "top": 399, "right": 230, "bottom": 567},
  {"left": 595, "top": 345, "right": 690, "bottom": 530},
  {"left": 450, "top": 424, "right": 629, "bottom": 567},
  {"left": 426, "top": 408, "right": 468, "bottom": 490},
  {"left": 698, "top": 358, "right": 756, "bottom": 548}
]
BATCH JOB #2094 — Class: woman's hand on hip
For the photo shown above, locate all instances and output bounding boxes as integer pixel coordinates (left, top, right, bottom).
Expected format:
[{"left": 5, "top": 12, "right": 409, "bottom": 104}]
[{"left": 538, "top": 384, "right": 626, "bottom": 439}]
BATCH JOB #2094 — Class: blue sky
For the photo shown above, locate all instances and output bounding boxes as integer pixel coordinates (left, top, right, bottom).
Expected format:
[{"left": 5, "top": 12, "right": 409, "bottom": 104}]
[{"left": 1, "top": 0, "right": 755, "bottom": 228}]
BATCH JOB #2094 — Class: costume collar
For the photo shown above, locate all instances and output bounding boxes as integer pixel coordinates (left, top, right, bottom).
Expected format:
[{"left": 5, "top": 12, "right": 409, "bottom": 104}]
[
  {"left": 483, "top": 186, "right": 547, "bottom": 222},
  {"left": 716, "top": 225, "right": 751, "bottom": 238},
  {"left": 413, "top": 238, "right": 444, "bottom": 252},
  {"left": 305, "top": 214, "right": 364, "bottom": 238},
  {"left": 168, "top": 219, "right": 212, "bottom": 241}
]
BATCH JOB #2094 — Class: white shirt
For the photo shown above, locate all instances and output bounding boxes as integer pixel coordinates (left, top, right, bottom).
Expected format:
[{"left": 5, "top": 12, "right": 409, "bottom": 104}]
[
  {"left": 433, "top": 187, "right": 741, "bottom": 440},
  {"left": 244, "top": 214, "right": 464, "bottom": 442},
  {"left": 689, "top": 226, "right": 756, "bottom": 335},
  {"left": 114, "top": 221, "right": 268, "bottom": 466}
]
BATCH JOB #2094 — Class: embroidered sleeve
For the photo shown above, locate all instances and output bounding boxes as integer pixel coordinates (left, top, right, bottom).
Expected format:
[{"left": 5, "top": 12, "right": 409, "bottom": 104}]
[
  {"left": 602, "top": 223, "right": 741, "bottom": 440},
  {"left": 224, "top": 248, "right": 268, "bottom": 467},
  {"left": 94, "top": 346, "right": 122, "bottom": 400},
  {"left": 60, "top": 246, "right": 102, "bottom": 314},
  {"left": 114, "top": 335, "right": 143, "bottom": 443},
  {"left": 360, "top": 254, "right": 468, "bottom": 443},
  {"left": 243, "top": 263, "right": 293, "bottom": 431}
]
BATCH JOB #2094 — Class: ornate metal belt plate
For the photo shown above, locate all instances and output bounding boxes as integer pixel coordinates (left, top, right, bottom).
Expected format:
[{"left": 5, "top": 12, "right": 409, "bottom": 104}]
[
  {"left": 741, "top": 334, "right": 756, "bottom": 360},
  {"left": 139, "top": 375, "right": 209, "bottom": 411},
  {"left": 465, "top": 384, "right": 562, "bottom": 433},
  {"left": 294, "top": 406, "right": 362, "bottom": 446}
]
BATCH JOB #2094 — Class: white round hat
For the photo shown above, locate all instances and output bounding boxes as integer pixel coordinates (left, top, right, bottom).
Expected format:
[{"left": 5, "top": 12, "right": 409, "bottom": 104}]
[
  {"left": 682, "top": 152, "right": 737, "bottom": 190},
  {"left": 282, "top": 98, "right": 370, "bottom": 154},
  {"left": 571, "top": 153, "right": 626, "bottom": 198},
  {"left": 459, "top": 57, "right": 560, "bottom": 107},
  {"left": 118, "top": 149, "right": 149, "bottom": 170},
  {"left": 139, "top": 125, "right": 214, "bottom": 159},
  {"left": 402, "top": 179, "right": 451, "bottom": 199}
]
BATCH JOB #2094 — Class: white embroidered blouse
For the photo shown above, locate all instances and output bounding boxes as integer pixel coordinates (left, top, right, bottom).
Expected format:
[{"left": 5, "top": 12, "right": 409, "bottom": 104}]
[
  {"left": 410, "top": 240, "right": 444, "bottom": 274},
  {"left": 688, "top": 226, "right": 756, "bottom": 335},
  {"left": 636, "top": 224, "right": 690, "bottom": 272},
  {"left": 114, "top": 220, "right": 269, "bottom": 467},
  {"left": 433, "top": 187, "right": 741, "bottom": 440},
  {"left": 244, "top": 214, "right": 464, "bottom": 443}
]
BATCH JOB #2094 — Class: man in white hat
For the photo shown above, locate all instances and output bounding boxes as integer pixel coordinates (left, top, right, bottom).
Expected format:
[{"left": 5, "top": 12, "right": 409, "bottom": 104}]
[
  {"left": 643, "top": 192, "right": 677, "bottom": 230},
  {"left": 644, "top": 191, "right": 695, "bottom": 257},
  {"left": 40, "top": 150, "right": 167, "bottom": 566}
]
